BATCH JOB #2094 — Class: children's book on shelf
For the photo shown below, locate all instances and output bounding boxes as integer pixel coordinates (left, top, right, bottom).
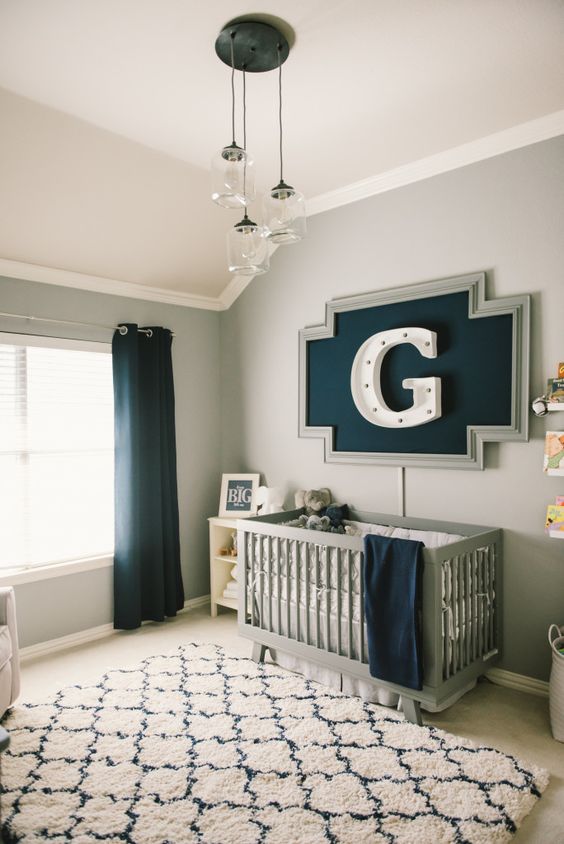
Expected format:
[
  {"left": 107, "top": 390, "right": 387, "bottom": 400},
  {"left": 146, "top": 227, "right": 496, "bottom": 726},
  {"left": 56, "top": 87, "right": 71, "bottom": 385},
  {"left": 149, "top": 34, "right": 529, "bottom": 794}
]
[
  {"left": 548, "top": 378, "right": 564, "bottom": 403},
  {"left": 546, "top": 503, "right": 564, "bottom": 538},
  {"left": 543, "top": 431, "right": 564, "bottom": 475}
]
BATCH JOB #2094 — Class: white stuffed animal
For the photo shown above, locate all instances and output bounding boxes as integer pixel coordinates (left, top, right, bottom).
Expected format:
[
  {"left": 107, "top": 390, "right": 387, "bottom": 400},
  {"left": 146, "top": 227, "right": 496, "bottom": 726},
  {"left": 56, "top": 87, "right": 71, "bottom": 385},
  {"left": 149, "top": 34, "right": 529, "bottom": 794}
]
[{"left": 256, "top": 486, "right": 285, "bottom": 515}]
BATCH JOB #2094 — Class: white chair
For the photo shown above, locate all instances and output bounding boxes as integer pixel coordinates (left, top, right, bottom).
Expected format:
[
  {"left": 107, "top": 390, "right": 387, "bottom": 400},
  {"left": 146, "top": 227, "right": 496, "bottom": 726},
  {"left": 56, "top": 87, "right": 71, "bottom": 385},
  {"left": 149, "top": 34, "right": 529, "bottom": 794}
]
[{"left": 0, "top": 587, "right": 20, "bottom": 717}]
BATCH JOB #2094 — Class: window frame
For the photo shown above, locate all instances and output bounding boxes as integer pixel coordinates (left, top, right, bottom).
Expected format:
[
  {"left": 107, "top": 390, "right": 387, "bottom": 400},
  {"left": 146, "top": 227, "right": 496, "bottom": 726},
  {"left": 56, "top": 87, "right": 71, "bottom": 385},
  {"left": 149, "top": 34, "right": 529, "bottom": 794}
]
[{"left": 0, "top": 331, "right": 115, "bottom": 584}]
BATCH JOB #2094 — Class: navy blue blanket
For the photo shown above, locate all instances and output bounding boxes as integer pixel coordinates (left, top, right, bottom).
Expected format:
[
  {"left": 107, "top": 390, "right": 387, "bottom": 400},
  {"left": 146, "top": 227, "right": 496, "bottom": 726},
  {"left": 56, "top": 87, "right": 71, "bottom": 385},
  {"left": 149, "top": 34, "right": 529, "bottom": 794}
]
[{"left": 363, "top": 535, "right": 423, "bottom": 690}]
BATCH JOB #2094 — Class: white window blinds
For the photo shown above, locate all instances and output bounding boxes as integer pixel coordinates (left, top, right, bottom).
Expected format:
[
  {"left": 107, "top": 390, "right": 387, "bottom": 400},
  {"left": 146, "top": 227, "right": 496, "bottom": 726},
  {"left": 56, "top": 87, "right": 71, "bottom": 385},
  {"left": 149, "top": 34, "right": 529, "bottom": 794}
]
[{"left": 0, "top": 335, "right": 114, "bottom": 570}]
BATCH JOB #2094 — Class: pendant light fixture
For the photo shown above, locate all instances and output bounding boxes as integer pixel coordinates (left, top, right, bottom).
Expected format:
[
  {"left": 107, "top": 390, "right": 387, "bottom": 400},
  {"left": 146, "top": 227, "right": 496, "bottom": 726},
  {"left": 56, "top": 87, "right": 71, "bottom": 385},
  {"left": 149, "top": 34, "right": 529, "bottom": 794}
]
[
  {"left": 262, "top": 46, "right": 306, "bottom": 244},
  {"left": 211, "top": 32, "right": 255, "bottom": 208},
  {"left": 227, "top": 69, "right": 269, "bottom": 276},
  {"left": 213, "top": 18, "right": 304, "bottom": 275}
]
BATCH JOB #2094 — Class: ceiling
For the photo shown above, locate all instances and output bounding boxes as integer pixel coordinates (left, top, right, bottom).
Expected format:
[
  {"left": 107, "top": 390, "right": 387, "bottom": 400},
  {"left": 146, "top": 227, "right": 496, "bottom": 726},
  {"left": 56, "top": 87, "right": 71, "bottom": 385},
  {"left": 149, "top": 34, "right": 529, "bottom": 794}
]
[{"left": 0, "top": 0, "right": 563, "bottom": 303}]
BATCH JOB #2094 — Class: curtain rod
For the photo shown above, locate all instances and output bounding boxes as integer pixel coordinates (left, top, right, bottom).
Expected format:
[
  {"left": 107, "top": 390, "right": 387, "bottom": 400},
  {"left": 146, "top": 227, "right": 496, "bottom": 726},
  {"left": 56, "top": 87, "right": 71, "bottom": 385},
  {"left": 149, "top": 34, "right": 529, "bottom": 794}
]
[{"left": 0, "top": 312, "right": 174, "bottom": 337}]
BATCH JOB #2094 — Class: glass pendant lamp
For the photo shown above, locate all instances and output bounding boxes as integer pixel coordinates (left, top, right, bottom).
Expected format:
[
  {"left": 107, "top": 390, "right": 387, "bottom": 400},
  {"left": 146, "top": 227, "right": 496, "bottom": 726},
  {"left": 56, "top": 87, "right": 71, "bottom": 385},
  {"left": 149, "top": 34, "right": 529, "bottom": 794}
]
[
  {"left": 227, "top": 212, "right": 270, "bottom": 275},
  {"left": 211, "top": 33, "right": 255, "bottom": 208},
  {"left": 226, "top": 68, "right": 269, "bottom": 276},
  {"left": 211, "top": 144, "right": 255, "bottom": 209},
  {"left": 263, "top": 49, "right": 306, "bottom": 243}
]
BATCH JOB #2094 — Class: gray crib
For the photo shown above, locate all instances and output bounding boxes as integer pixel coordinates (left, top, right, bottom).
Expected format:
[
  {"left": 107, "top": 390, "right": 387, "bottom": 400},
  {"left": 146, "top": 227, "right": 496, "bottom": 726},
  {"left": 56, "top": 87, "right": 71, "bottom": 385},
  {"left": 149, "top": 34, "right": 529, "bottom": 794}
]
[{"left": 237, "top": 508, "right": 502, "bottom": 724}]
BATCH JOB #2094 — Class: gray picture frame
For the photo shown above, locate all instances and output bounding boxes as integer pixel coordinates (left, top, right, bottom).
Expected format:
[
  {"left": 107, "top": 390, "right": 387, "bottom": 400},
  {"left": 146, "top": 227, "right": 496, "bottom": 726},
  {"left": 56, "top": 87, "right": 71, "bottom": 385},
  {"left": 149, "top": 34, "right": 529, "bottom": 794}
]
[{"left": 298, "top": 272, "right": 530, "bottom": 470}]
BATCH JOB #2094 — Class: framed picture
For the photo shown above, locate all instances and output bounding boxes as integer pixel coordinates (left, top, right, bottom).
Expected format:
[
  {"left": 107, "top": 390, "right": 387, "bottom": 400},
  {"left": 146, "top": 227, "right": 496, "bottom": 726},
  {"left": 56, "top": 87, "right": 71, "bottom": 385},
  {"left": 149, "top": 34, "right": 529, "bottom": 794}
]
[{"left": 219, "top": 474, "right": 260, "bottom": 518}]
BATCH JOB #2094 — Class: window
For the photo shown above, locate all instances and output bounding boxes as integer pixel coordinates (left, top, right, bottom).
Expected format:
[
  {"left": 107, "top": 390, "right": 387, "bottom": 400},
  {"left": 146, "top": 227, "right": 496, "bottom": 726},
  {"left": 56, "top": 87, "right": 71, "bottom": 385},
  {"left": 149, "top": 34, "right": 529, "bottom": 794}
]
[{"left": 0, "top": 334, "right": 114, "bottom": 571}]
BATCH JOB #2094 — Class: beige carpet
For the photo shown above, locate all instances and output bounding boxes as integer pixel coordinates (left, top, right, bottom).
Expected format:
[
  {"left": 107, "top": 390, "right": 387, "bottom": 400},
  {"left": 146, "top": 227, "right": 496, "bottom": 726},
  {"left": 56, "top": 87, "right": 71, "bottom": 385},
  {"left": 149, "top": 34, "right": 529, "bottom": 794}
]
[{"left": 0, "top": 644, "right": 549, "bottom": 842}]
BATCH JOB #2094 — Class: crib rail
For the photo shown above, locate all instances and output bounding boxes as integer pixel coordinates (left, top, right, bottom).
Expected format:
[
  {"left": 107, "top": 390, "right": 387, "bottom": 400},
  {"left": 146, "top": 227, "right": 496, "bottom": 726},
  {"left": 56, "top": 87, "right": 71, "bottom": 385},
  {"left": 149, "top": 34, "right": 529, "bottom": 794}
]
[{"left": 238, "top": 510, "right": 502, "bottom": 707}]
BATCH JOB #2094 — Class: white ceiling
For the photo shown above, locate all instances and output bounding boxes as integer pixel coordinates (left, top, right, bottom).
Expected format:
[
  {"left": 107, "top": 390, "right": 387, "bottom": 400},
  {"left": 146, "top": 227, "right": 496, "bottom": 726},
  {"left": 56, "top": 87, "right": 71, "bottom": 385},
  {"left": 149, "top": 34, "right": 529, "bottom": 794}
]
[{"left": 0, "top": 0, "right": 563, "bottom": 302}]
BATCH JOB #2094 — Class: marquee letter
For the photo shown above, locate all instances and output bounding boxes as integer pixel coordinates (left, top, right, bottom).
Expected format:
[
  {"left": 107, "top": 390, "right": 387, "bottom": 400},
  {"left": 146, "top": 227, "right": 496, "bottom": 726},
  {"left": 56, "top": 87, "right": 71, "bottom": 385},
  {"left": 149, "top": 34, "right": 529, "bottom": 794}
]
[{"left": 350, "top": 327, "right": 441, "bottom": 428}]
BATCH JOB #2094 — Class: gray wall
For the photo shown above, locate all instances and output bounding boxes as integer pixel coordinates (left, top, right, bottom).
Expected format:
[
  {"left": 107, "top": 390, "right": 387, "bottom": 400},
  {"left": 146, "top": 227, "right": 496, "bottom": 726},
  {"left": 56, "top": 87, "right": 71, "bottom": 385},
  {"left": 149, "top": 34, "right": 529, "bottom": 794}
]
[
  {"left": 220, "top": 136, "right": 564, "bottom": 682},
  {"left": 0, "top": 276, "right": 221, "bottom": 647}
]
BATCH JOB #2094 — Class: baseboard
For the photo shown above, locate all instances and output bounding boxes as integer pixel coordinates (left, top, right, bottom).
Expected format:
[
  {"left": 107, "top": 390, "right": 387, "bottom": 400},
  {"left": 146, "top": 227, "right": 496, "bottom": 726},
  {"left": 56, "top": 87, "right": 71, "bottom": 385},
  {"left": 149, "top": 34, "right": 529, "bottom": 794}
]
[
  {"left": 20, "top": 594, "right": 211, "bottom": 662},
  {"left": 179, "top": 594, "right": 211, "bottom": 613},
  {"left": 486, "top": 667, "right": 549, "bottom": 698},
  {"left": 20, "top": 606, "right": 548, "bottom": 701}
]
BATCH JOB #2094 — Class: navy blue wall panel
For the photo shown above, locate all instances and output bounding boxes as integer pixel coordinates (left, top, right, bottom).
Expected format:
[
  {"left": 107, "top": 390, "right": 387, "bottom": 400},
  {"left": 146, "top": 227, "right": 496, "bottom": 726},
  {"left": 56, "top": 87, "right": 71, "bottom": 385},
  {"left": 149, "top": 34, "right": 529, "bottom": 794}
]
[{"left": 306, "top": 291, "right": 513, "bottom": 454}]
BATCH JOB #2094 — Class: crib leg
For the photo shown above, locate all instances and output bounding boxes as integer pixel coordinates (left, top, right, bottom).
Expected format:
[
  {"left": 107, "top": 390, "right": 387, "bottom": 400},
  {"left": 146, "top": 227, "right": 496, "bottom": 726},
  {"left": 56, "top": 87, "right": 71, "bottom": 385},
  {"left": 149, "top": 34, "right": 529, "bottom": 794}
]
[
  {"left": 402, "top": 697, "right": 423, "bottom": 726},
  {"left": 251, "top": 643, "right": 267, "bottom": 664}
]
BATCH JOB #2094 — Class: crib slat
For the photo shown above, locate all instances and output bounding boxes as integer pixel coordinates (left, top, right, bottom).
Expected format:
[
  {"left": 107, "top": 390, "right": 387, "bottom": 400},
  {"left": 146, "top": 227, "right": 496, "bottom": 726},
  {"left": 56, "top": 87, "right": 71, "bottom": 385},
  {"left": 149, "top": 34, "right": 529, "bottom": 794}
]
[
  {"left": 315, "top": 545, "right": 321, "bottom": 649},
  {"left": 480, "top": 551, "right": 488, "bottom": 655},
  {"left": 347, "top": 551, "right": 353, "bottom": 660},
  {"left": 450, "top": 559, "right": 455, "bottom": 677},
  {"left": 296, "top": 540, "right": 301, "bottom": 643},
  {"left": 285, "top": 538, "right": 291, "bottom": 638},
  {"left": 248, "top": 533, "right": 254, "bottom": 626},
  {"left": 261, "top": 535, "right": 267, "bottom": 630},
  {"left": 453, "top": 555, "right": 459, "bottom": 672},
  {"left": 250, "top": 533, "right": 255, "bottom": 627},
  {"left": 478, "top": 551, "right": 484, "bottom": 657},
  {"left": 359, "top": 551, "right": 365, "bottom": 664},
  {"left": 304, "top": 543, "right": 310, "bottom": 646},
  {"left": 465, "top": 553, "right": 471, "bottom": 668},
  {"left": 325, "top": 549, "right": 331, "bottom": 653},
  {"left": 457, "top": 555, "right": 464, "bottom": 671},
  {"left": 443, "top": 561, "right": 450, "bottom": 680},
  {"left": 471, "top": 551, "right": 477, "bottom": 660},
  {"left": 277, "top": 536, "right": 282, "bottom": 636},
  {"left": 266, "top": 535, "right": 272, "bottom": 633},
  {"left": 452, "top": 559, "right": 458, "bottom": 674},
  {"left": 489, "top": 545, "right": 495, "bottom": 650},
  {"left": 477, "top": 550, "right": 482, "bottom": 657},
  {"left": 483, "top": 547, "right": 489, "bottom": 652},
  {"left": 336, "top": 550, "right": 342, "bottom": 656}
]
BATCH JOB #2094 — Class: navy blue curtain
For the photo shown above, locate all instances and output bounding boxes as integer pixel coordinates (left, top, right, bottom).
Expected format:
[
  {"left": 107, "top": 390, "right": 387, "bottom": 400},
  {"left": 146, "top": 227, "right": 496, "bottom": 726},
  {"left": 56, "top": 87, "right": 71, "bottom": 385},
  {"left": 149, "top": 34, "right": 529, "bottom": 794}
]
[{"left": 112, "top": 324, "right": 184, "bottom": 629}]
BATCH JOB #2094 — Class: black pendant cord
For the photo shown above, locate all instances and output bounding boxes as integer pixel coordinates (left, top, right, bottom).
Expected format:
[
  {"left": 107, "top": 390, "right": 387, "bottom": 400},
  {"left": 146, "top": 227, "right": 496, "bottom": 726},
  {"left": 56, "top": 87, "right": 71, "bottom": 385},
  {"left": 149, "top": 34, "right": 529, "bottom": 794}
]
[
  {"left": 243, "top": 67, "right": 248, "bottom": 217},
  {"left": 230, "top": 32, "right": 236, "bottom": 145},
  {"left": 243, "top": 67, "right": 247, "bottom": 152},
  {"left": 278, "top": 46, "right": 284, "bottom": 184}
]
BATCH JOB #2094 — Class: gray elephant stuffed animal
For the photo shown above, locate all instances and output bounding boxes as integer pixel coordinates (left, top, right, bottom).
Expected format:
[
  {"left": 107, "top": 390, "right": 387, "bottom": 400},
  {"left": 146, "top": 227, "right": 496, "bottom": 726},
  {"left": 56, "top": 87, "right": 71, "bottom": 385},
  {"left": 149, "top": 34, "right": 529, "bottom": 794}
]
[{"left": 294, "top": 488, "right": 331, "bottom": 515}]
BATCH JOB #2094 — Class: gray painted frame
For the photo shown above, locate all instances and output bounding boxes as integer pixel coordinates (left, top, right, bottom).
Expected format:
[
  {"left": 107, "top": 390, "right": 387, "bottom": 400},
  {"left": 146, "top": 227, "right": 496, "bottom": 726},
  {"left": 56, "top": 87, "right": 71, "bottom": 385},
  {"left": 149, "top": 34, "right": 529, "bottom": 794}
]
[{"left": 298, "top": 272, "right": 530, "bottom": 469}]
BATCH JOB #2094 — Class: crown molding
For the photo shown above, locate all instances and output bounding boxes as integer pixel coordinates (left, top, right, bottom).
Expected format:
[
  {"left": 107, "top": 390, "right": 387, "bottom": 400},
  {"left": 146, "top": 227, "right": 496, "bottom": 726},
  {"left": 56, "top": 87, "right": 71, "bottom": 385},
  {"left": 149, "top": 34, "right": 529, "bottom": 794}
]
[
  {"left": 307, "top": 109, "right": 564, "bottom": 217},
  {"left": 219, "top": 109, "right": 564, "bottom": 307},
  {"left": 0, "top": 258, "right": 224, "bottom": 311},
  {"left": 218, "top": 273, "right": 253, "bottom": 310},
  {"left": 2, "top": 111, "right": 562, "bottom": 311}
]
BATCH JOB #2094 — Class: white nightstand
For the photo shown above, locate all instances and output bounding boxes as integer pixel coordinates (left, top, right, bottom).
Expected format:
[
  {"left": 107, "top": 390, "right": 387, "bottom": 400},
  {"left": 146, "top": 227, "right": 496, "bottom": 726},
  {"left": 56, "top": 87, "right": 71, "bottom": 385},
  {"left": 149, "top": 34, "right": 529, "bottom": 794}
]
[{"left": 208, "top": 517, "right": 239, "bottom": 616}]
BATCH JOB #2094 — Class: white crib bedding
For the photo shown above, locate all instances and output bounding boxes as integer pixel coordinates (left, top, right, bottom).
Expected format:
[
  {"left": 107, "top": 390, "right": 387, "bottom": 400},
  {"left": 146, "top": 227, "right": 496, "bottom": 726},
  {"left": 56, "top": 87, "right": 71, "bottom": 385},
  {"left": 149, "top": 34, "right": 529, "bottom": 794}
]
[{"left": 343, "top": 519, "right": 465, "bottom": 547}]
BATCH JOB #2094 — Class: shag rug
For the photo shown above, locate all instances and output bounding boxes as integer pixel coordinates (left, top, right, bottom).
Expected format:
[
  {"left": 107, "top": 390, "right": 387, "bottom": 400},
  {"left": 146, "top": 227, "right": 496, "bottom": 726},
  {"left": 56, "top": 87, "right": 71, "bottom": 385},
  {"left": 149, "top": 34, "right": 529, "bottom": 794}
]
[{"left": 0, "top": 644, "right": 548, "bottom": 843}]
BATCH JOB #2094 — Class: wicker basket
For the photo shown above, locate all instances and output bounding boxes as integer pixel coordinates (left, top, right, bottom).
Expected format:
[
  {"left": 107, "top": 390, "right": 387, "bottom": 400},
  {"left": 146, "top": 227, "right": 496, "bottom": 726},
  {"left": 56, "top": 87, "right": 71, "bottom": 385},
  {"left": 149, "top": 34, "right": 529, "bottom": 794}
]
[{"left": 549, "top": 624, "right": 564, "bottom": 742}]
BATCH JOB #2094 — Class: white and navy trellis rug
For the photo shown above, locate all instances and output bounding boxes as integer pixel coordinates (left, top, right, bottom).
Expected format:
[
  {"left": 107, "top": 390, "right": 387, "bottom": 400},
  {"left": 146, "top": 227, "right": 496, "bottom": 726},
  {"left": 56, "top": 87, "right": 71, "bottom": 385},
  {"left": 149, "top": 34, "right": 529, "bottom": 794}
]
[{"left": 0, "top": 644, "right": 548, "bottom": 842}]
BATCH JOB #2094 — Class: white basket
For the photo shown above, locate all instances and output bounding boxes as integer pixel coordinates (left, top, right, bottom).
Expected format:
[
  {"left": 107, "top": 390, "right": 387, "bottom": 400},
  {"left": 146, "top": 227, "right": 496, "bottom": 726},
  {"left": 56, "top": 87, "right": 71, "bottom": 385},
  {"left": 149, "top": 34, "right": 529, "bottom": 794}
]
[{"left": 548, "top": 624, "right": 564, "bottom": 742}]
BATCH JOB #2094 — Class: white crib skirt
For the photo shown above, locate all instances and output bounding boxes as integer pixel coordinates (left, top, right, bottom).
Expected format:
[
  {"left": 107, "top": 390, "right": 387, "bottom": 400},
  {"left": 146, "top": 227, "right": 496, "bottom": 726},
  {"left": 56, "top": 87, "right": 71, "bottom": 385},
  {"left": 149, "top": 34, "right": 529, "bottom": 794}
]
[
  {"left": 273, "top": 650, "right": 400, "bottom": 707},
  {"left": 257, "top": 596, "right": 476, "bottom": 713}
]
